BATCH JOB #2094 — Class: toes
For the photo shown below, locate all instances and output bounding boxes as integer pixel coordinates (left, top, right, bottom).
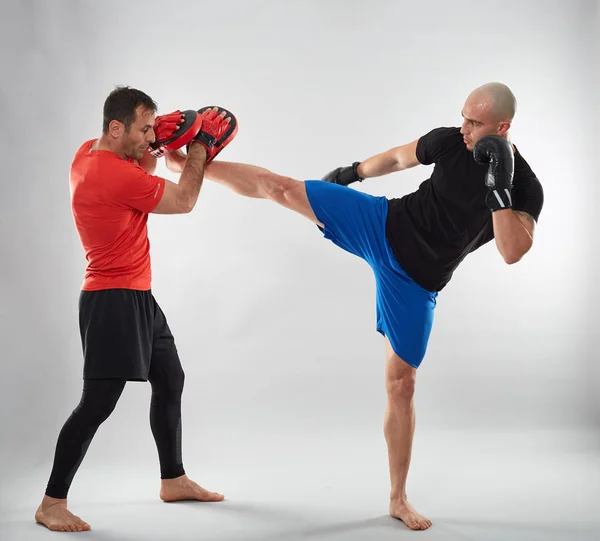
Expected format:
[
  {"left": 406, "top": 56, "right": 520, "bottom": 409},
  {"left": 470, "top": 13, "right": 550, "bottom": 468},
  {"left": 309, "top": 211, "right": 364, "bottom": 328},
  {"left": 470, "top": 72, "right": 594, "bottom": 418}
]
[
  {"left": 201, "top": 490, "right": 224, "bottom": 502},
  {"left": 194, "top": 485, "right": 224, "bottom": 501},
  {"left": 404, "top": 514, "right": 431, "bottom": 531},
  {"left": 419, "top": 518, "right": 432, "bottom": 530}
]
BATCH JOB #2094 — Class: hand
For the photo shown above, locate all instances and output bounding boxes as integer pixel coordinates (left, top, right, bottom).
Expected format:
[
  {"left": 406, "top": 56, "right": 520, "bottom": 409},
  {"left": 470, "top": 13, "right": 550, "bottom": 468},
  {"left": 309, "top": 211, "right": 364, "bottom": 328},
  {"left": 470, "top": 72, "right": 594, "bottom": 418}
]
[
  {"left": 322, "top": 162, "right": 364, "bottom": 186},
  {"left": 473, "top": 135, "right": 515, "bottom": 211}
]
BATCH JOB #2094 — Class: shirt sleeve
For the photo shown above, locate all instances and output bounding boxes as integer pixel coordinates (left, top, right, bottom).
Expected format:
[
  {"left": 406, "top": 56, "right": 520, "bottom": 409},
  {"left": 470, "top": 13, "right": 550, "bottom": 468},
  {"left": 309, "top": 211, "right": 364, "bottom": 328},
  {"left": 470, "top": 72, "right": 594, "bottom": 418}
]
[
  {"left": 416, "top": 127, "right": 460, "bottom": 165},
  {"left": 511, "top": 172, "right": 544, "bottom": 222},
  {"left": 107, "top": 160, "right": 166, "bottom": 213}
]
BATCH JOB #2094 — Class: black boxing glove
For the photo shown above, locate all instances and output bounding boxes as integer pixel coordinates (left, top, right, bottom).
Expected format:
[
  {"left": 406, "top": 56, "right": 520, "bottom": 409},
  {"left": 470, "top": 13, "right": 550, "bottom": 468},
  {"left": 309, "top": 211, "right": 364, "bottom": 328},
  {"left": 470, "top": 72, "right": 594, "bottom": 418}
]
[
  {"left": 322, "top": 162, "right": 364, "bottom": 186},
  {"left": 473, "top": 135, "right": 515, "bottom": 212}
]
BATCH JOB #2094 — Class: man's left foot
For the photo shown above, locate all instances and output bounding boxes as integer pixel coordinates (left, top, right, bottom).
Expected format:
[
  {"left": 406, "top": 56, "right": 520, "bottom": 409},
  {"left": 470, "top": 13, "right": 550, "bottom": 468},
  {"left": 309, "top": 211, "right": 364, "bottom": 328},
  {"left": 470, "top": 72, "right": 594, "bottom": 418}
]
[
  {"left": 160, "top": 475, "right": 224, "bottom": 503},
  {"left": 390, "top": 499, "right": 432, "bottom": 530}
]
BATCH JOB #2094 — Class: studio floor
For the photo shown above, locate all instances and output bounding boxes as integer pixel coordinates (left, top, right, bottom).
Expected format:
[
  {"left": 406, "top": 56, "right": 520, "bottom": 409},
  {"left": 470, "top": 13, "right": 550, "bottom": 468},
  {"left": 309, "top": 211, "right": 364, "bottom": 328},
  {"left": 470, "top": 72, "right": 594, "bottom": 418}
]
[{"left": 1, "top": 428, "right": 599, "bottom": 541}]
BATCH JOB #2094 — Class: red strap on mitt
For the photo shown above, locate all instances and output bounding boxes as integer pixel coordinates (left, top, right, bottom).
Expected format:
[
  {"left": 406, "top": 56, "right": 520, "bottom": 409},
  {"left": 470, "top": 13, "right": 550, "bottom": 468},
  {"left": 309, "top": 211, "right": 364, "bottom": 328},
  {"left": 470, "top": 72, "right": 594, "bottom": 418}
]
[{"left": 149, "top": 109, "right": 203, "bottom": 157}]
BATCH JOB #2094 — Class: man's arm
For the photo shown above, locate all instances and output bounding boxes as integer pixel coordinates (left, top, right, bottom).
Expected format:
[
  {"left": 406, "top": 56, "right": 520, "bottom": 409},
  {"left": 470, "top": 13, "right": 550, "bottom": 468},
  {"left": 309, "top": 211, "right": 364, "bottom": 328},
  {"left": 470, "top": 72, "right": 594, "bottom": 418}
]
[
  {"left": 323, "top": 139, "right": 421, "bottom": 186},
  {"left": 472, "top": 136, "right": 542, "bottom": 265},
  {"left": 137, "top": 151, "right": 158, "bottom": 175},
  {"left": 492, "top": 209, "right": 536, "bottom": 264},
  {"left": 357, "top": 139, "right": 421, "bottom": 178},
  {"left": 164, "top": 149, "right": 187, "bottom": 174},
  {"left": 152, "top": 144, "right": 207, "bottom": 214}
]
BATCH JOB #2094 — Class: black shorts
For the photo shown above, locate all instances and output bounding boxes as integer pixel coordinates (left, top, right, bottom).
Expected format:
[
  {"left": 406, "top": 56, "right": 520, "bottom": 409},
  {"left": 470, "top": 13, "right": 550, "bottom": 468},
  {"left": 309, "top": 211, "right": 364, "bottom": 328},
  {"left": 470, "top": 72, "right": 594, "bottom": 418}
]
[{"left": 78, "top": 289, "right": 179, "bottom": 381}]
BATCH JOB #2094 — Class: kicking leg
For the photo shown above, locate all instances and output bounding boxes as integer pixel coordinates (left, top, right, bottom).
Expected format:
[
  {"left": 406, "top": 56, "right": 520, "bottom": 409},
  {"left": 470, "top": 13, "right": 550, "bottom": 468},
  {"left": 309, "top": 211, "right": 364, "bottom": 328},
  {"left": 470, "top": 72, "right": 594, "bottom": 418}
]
[{"left": 205, "top": 161, "right": 324, "bottom": 226}]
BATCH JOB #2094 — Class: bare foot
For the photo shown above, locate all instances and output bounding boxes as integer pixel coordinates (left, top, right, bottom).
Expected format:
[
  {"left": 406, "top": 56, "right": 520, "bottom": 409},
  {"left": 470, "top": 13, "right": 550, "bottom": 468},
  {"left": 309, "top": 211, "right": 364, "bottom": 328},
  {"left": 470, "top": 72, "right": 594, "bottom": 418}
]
[
  {"left": 160, "top": 474, "right": 224, "bottom": 503},
  {"left": 35, "top": 496, "right": 91, "bottom": 532},
  {"left": 390, "top": 499, "right": 432, "bottom": 530}
]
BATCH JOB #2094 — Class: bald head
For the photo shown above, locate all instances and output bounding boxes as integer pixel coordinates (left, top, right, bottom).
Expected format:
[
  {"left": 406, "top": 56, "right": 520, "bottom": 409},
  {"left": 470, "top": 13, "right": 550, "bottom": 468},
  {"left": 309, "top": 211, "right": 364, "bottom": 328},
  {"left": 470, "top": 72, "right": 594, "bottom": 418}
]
[
  {"left": 460, "top": 82, "right": 516, "bottom": 151},
  {"left": 470, "top": 82, "right": 517, "bottom": 122}
]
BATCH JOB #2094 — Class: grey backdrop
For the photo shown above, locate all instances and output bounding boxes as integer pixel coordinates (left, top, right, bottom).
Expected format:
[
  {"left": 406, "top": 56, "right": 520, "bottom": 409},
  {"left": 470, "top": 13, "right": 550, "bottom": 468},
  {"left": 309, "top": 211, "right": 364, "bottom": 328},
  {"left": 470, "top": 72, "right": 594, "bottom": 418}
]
[{"left": 1, "top": 1, "right": 599, "bottom": 540}]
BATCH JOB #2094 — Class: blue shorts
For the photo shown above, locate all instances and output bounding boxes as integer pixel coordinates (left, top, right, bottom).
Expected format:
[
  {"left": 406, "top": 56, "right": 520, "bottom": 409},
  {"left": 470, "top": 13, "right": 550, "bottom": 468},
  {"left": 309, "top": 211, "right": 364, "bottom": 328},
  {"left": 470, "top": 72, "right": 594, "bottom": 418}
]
[{"left": 304, "top": 180, "right": 438, "bottom": 368}]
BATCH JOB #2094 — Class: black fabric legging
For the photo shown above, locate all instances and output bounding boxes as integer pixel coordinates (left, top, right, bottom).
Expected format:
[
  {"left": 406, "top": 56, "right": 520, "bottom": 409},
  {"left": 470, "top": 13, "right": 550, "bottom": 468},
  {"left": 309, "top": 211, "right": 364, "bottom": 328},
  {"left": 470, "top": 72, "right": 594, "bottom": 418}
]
[{"left": 45, "top": 363, "right": 185, "bottom": 499}]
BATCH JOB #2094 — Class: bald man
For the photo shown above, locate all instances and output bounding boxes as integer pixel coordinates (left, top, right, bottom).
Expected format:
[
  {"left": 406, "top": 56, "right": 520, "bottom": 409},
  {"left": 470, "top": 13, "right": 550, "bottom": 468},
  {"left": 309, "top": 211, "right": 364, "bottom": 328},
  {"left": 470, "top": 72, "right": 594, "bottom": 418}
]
[{"left": 168, "top": 82, "right": 543, "bottom": 530}]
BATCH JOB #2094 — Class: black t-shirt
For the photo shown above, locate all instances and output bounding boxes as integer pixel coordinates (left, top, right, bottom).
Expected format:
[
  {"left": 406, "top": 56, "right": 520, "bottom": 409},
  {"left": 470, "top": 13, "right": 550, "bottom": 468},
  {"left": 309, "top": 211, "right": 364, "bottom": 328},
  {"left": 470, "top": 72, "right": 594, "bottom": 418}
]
[{"left": 385, "top": 127, "right": 544, "bottom": 292}]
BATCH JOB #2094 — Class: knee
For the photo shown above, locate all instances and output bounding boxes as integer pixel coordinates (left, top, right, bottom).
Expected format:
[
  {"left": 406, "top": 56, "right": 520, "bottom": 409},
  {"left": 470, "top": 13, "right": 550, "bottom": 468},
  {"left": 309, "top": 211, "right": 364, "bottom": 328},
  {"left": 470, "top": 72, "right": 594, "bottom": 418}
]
[
  {"left": 79, "top": 400, "right": 118, "bottom": 426},
  {"left": 75, "top": 381, "right": 125, "bottom": 425},
  {"left": 263, "top": 175, "right": 299, "bottom": 205},
  {"left": 171, "top": 367, "right": 185, "bottom": 396},
  {"left": 151, "top": 364, "right": 185, "bottom": 399},
  {"left": 386, "top": 372, "right": 416, "bottom": 404}
]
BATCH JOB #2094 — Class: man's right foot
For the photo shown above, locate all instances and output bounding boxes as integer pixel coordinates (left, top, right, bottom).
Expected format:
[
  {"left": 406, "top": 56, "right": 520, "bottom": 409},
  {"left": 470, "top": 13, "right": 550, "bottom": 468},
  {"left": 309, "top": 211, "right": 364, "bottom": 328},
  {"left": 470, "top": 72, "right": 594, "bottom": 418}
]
[
  {"left": 390, "top": 499, "right": 432, "bottom": 530},
  {"left": 35, "top": 496, "right": 91, "bottom": 532}
]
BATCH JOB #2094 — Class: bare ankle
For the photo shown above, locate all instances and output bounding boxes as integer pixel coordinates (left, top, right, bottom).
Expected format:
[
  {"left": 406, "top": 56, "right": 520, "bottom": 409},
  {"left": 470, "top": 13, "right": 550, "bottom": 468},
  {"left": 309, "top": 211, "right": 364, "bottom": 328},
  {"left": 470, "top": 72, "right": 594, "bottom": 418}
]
[
  {"left": 41, "top": 495, "right": 67, "bottom": 507},
  {"left": 161, "top": 474, "right": 187, "bottom": 484}
]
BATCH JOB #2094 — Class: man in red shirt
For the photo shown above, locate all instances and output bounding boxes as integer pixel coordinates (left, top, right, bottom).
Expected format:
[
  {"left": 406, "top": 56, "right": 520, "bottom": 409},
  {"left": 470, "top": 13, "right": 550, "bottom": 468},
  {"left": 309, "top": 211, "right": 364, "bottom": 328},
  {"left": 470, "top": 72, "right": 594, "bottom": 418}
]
[{"left": 35, "top": 87, "right": 232, "bottom": 532}]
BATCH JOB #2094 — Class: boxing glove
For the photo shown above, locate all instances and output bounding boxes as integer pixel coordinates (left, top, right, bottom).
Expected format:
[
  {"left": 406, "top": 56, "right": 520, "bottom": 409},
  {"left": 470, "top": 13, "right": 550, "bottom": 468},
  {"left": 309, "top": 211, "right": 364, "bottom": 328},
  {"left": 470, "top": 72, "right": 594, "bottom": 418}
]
[
  {"left": 473, "top": 135, "right": 515, "bottom": 212},
  {"left": 322, "top": 162, "right": 364, "bottom": 186}
]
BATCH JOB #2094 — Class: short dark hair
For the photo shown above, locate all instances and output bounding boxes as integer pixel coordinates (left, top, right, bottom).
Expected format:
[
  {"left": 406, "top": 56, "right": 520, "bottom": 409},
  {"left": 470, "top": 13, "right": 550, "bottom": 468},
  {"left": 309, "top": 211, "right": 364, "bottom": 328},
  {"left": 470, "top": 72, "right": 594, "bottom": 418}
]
[{"left": 102, "top": 86, "right": 157, "bottom": 133}]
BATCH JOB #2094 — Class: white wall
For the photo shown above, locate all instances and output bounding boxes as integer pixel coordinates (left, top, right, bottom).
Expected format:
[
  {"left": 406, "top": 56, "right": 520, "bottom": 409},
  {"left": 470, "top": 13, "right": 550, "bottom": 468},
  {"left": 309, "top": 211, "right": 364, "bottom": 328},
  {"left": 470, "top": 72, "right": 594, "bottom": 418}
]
[{"left": 0, "top": 0, "right": 597, "bottom": 488}]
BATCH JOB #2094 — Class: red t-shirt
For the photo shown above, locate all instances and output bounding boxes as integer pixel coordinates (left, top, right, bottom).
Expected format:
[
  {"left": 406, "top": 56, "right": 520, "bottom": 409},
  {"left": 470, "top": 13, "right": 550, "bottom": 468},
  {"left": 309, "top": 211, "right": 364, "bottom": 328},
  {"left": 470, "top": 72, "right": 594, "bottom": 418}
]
[{"left": 70, "top": 140, "right": 166, "bottom": 291}]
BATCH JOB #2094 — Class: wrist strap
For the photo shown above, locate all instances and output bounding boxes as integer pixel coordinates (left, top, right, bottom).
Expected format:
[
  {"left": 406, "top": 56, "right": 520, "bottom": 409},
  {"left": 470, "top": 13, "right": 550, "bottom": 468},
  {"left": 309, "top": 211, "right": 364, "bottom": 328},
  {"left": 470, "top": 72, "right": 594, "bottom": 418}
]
[
  {"left": 352, "top": 162, "right": 364, "bottom": 182},
  {"left": 486, "top": 188, "right": 513, "bottom": 212}
]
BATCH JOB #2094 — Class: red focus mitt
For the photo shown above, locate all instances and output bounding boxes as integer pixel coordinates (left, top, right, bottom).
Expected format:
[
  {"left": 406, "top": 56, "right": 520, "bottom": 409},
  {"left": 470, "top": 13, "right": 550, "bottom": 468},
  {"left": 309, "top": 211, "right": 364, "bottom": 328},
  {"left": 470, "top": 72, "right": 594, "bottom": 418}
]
[
  {"left": 187, "top": 106, "right": 238, "bottom": 163},
  {"left": 149, "top": 109, "right": 203, "bottom": 157}
]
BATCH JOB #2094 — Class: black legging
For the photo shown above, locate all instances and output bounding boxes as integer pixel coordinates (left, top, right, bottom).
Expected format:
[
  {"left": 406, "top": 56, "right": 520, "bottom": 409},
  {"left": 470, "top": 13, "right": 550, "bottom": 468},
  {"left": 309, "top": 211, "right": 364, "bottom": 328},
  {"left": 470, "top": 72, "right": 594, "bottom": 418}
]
[{"left": 45, "top": 361, "right": 185, "bottom": 499}]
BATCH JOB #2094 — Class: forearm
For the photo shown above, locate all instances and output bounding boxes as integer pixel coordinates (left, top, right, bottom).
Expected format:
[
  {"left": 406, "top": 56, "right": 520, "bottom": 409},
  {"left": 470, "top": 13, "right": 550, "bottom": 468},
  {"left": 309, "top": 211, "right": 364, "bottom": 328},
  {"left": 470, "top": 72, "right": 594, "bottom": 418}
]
[
  {"left": 357, "top": 141, "right": 419, "bottom": 178},
  {"left": 358, "top": 150, "right": 402, "bottom": 178},
  {"left": 165, "top": 149, "right": 187, "bottom": 174},
  {"left": 137, "top": 151, "right": 158, "bottom": 174},
  {"left": 177, "top": 144, "right": 207, "bottom": 211},
  {"left": 205, "top": 161, "right": 286, "bottom": 198},
  {"left": 492, "top": 209, "right": 533, "bottom": 264}
]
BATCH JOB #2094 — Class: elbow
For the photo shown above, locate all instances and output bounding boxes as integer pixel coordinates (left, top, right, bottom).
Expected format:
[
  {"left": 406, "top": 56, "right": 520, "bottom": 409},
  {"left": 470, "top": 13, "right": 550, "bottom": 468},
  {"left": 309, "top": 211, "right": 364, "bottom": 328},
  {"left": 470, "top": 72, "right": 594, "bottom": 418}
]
[
  {"left": 497, "top": 236, "right": 532, "bottom": 265},
  {"left": 501, "top": 244, "right": 531, "bottom": 265},
  {"left": 182, "top": 200, "right": 196, "bottom": 214},
  {"left": 503, "top": 253, "right": 522, "bottom": 265},
  {"left": 178, "top": 196, "right": 196, "bottom": 214},
  {"left": 391, "top": 154, "right": 409, "bottom": 173}
]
